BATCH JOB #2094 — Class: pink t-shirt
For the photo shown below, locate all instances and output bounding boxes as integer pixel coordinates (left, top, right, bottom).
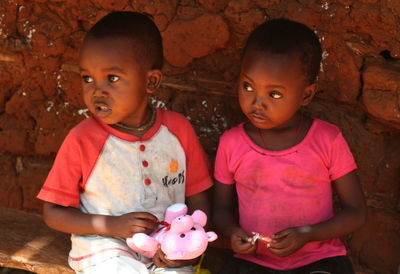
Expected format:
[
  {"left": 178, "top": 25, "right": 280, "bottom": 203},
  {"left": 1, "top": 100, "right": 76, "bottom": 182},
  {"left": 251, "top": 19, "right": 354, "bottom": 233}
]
[
  {"left": 37, "top": 108, "right": 213, "bottom": 271},
  {"left": 214, "top": 118, "right": 357, "bottom": 270}
]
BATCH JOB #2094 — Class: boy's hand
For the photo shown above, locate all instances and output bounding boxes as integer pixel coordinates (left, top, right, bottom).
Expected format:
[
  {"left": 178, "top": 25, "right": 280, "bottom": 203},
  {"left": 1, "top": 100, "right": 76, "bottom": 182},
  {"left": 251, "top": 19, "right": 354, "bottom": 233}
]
[
  {"left": 231, "top": 227, "right": 257, "bottom": 254},
  {"left": 108, "top": 212, "right": 158, "bottom": 238},
  {"left": 152, "top": 247, "right": 199, "bottom": 268},
  {"left": 267, "top": 226, "right": 311, "bottom": 257}
]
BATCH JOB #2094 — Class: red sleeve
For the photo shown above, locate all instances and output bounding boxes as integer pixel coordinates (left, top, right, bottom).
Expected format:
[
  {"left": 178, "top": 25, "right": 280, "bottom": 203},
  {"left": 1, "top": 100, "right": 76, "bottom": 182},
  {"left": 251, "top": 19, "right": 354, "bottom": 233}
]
[
  {"left": 37, "top": 129, "right": 83, "bottom": 208},
  {"left": 162, "top": 110, "right": 213, "bottom": 196},
  {"left": 329, "top": 132, "right": 357, "bottom": 181},
  {"left": 214, "top": 131, "right": 235, "bottom": 184},
  {"left": 37, "top": 118, "right": 109, "bottom": 208}
]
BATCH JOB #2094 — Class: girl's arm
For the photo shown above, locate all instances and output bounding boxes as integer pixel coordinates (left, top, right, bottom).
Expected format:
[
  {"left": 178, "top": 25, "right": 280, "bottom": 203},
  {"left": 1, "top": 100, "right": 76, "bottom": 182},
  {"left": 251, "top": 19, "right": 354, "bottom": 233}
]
[
  {"left": 186, "top": 188, "right": 211, "bottom": 217},
  {"left": 213, "top": 181, "right": 257, "bottom": 254},
  {"left": 307, "top": 170, "right": 367, "bottom": 240},
  {"left": 42, "top": 202, "right": 158, "bottom": 238},
  {"left": 212, "top": 181, "right": 238, "bottom": 236},
  {"left": 268, "top": 170, "right": 367, "bottom": 257}
]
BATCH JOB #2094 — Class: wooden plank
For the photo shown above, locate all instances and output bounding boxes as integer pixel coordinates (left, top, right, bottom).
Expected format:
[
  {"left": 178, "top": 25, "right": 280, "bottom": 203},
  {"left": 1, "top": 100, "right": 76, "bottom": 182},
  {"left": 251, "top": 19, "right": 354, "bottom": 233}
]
[{"left": 0, "top": 207, "right": 73, "bottom": 273}]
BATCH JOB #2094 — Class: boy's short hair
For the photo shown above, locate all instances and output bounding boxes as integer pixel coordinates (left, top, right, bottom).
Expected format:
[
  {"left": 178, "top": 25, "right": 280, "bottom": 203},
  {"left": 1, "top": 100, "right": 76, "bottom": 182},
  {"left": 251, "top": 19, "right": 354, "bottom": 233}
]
[
  {"left": 243, "top": 18, "right": 322, "bottom": 84},
  {"left": 86, "top": 11, "right": 163, "bottom": 70}
]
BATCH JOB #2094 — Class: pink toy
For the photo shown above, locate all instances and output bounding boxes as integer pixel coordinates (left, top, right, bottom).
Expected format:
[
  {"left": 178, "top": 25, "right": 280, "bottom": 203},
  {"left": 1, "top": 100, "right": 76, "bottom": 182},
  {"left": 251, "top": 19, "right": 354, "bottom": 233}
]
[{"left": 126, "top": 203, "right": 218, "bottom": 260}]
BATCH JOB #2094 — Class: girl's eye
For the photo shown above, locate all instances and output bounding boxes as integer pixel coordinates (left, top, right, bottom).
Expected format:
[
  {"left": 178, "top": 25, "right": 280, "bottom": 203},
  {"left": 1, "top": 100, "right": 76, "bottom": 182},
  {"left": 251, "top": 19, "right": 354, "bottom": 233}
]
[
  {"left": 242, "top": 82, "right": 253, "bottom": 92},
  {"left": 270, "top": 91, "right": 283, "bottom": 99},
  {"left": 82, "top": 75, "right": 93, "bottom": 83},
  {"left": 108, "top": 75, "right": 120, "bottom": 83}
]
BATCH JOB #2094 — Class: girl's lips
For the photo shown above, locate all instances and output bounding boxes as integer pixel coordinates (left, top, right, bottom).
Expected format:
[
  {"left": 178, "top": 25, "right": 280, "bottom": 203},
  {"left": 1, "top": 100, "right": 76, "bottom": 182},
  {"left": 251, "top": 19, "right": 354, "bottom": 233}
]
[{"left": 250, "top": 112, "right": 267, "bottom": 122}]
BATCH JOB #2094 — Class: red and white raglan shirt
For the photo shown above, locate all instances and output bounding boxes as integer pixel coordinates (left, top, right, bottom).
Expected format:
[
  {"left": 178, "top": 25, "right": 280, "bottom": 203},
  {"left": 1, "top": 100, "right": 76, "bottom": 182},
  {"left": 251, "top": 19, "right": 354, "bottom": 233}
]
[{"left": 37, "top": 108, "right": 213, "bottom": 271}]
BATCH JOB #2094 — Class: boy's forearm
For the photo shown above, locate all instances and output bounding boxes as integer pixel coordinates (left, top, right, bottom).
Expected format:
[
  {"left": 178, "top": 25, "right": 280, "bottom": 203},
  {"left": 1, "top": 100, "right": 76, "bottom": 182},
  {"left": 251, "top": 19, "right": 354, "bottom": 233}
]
[{"left": 43, "top": 202, "right": 115, "bottom": 236}]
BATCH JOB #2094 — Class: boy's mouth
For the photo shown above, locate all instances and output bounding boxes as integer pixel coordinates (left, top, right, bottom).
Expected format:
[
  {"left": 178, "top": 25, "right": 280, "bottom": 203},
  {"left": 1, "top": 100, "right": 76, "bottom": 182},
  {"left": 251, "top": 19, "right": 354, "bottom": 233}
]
[{"left": 93, "top": 102, "right": 112, "bottom": 116}]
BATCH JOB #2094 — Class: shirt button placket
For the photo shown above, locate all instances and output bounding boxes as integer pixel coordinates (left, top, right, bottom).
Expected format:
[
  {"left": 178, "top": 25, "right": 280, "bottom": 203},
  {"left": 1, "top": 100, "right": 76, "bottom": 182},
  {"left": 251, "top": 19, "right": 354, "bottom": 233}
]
[
  {"left": 140, "top": 144, "right": 151, "bottom": 186},
  {"left": 144, "top": 178, "right": 151, "bottom": 186}
]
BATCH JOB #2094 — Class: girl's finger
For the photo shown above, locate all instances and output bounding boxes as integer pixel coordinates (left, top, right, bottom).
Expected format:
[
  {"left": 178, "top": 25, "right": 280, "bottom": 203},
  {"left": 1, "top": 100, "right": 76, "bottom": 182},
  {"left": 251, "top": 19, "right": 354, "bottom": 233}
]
[
  {"left": 268, "top": 246, "right": 290, "bottom": 257},
  {"left": 267, "top": 239, "right": 289, "bottom": 249},
  {"left": 272, "top": 229, "right": 290, "bottom": 239}
]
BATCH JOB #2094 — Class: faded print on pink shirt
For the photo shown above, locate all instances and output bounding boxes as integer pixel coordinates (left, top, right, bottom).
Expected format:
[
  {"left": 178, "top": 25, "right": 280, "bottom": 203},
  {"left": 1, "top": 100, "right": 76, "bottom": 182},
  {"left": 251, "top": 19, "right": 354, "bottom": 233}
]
[{"left": 214, "top": 118, "right": 357, "bottom": 270}]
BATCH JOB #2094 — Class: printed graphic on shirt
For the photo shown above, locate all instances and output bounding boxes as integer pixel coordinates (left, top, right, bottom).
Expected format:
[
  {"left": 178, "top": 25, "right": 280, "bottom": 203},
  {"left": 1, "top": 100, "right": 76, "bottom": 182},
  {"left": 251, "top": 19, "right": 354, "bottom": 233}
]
[
  {"left": 169, "top": 159, "right": 179, "bottom": 173},
  {"left": 162, "top": 170, "right": 185, "bottom": 187},
  {"left": 81, "top": 125, "right": 187, "bottom": 216}
]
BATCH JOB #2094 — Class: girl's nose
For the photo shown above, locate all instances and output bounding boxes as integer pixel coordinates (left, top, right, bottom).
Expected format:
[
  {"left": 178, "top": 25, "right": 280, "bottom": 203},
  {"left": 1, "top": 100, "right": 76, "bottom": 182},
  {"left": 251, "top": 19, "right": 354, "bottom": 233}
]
[{"left": 253, "top": 96, "right": 266, "bottom": 108}]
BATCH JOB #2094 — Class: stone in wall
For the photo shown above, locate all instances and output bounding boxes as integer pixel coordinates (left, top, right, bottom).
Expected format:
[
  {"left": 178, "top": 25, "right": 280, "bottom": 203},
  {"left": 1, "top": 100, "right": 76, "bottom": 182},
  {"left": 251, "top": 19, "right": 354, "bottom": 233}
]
[
  {"left": 350, "top": 208, "right": 400, "bottom": 274},
  {"left": 0, "top": 154, "right": 21, "bottom": 209},
  {"left": 318, "top": 33, "right": 361, "bottom": 104},
  {"left": 130, "top": 0, "right": 178, "bottom": 31},
  {"left": 163, "top": 13, "right": 230, "bottom": 67},
  {"left": 0, "top": 114, "right": 33, "bottom": 155},
  {"left": 198, "top": 0, "right": 229, "bottom": 12},
  {"left": 17, "top": 156, "right": 52, "bottom": 211},
  {"left": 362, "top": 57, "right": 400, "bottom": 129}
]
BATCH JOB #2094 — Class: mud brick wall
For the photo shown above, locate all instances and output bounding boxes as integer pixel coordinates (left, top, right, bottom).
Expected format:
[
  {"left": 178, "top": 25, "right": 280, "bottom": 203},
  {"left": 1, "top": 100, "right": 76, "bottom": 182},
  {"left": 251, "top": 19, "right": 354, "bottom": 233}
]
[{"left": 0, "top": 1, "right": 399, "bottom": 273}]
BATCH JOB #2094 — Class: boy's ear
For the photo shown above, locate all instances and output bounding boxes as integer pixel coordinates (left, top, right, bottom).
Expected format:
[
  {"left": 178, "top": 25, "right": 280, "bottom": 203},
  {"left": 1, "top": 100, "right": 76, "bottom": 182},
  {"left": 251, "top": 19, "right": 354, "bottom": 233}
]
[
  {"left": 301, "top": 83, "right": 318, "bottom": 106},
  {"left": 146, "top": 69, "right": 163, "bottom": 94}
]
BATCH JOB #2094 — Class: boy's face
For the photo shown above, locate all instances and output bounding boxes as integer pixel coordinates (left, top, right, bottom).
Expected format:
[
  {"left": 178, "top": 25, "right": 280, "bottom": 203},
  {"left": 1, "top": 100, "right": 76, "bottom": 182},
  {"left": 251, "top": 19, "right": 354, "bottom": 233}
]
[
  {"left": 238, "top": 50, "right": 316, "bottom": 130},
  {"left": 79, "top": 37, "right": 154, "bottom": 126}
]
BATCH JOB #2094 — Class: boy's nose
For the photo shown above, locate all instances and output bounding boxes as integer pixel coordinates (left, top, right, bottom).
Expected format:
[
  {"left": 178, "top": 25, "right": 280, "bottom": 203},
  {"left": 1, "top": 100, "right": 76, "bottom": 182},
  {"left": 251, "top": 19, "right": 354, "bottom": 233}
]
[{"left": 92, "top": 84, "right": 108, "bottom": 97}]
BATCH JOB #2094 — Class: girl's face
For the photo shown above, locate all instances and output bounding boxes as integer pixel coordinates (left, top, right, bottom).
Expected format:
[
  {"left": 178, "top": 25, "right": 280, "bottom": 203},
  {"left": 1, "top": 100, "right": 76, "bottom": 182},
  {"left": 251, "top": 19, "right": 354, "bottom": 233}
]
[
  {"left": 79, "top": 37, "right": 156, "bottom": 126},
  {"left": 238, "top": 51, "right": 316, "bottom": 130}
]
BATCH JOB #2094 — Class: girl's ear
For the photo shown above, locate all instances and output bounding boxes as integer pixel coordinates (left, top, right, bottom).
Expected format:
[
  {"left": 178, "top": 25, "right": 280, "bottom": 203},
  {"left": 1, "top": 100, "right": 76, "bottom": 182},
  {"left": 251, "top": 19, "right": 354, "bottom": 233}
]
[
  {"left": 301, "top": 83, "right": 318, "bottom": 106},
  {"left": 146, "top": 69, "right": 163, "bottom": 94}
]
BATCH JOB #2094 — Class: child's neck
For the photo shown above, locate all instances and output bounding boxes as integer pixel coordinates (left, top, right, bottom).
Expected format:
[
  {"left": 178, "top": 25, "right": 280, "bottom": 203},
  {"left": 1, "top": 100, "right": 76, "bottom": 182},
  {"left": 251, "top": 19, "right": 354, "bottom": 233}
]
[
  {"left": 110, "top": 106, "right": 156, "bottom": 138},
  {"left": 246, "top": 113, "right": 313, "bottom": 151}
]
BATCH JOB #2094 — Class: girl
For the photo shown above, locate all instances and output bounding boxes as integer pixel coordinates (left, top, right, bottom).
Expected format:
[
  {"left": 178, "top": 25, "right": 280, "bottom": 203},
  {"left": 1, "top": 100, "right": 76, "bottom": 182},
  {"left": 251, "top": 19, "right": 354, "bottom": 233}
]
[{"left": 213, "top": 18, "right": 366, "bottom": 274}]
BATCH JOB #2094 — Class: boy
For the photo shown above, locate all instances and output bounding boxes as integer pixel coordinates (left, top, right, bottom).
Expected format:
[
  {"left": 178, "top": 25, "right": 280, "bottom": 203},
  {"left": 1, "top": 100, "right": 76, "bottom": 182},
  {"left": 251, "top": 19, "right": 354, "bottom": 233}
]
[{"left": 37, "top": 11, "right": 213, "bottom": 274}]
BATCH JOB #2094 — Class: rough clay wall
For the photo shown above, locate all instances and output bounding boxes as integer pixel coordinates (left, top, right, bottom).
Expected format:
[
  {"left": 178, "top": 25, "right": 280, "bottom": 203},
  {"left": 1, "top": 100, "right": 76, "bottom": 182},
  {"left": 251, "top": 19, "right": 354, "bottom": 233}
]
[{"left": 0, "top": 0, "right": 399, "bottom": 273}]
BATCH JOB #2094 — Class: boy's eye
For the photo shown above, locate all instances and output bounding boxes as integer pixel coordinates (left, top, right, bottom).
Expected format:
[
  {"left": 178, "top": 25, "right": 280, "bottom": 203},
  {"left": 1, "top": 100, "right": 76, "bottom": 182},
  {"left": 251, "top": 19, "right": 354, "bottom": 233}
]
[
  {"left": 108, "top": 75, "right": 120, "bottom": 83},
  {"left": 82, "top": 75, "right": 93, "bottom": 83},
  {"left": 270, "top": 91, "right": 283, "bottom": 99},
  {"left": 242, "top": 82, "right": 253, "bottom": 92}
]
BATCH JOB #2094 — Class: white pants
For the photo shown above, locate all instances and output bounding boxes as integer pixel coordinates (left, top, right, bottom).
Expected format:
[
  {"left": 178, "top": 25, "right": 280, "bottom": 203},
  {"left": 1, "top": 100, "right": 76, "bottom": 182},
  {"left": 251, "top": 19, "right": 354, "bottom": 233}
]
[
  {"left": 148, "top": 263, "right": 194, "bottom": 274},
  {"left": 76, "top": 255, "right": 194, "bottom": 274}
]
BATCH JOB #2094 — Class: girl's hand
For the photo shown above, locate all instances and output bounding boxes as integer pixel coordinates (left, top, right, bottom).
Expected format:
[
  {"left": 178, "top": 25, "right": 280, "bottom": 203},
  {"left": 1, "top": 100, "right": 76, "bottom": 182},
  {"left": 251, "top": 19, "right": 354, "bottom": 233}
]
[
  {"left": 267, "top": 226, "right": 311, "bottom": 257},
  {"left": 108, "top": 212, "right": 158, "bottom": 238},
  {"left": 231, "top": 227, "right": 257, "bottom": 254},
  {"left": 152, "top": 247, "right": 199, "bottom": 268}
]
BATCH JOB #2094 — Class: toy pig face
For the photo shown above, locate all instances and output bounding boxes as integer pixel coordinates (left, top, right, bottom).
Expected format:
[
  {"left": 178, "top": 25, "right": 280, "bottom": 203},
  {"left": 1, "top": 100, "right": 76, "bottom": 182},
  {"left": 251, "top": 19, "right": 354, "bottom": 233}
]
[
  {"left": 170, "top": 215, "right": 194, "bottom": 234},
  {"left": 161, "top": 224, "right": 209, "bottom": 260}
]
